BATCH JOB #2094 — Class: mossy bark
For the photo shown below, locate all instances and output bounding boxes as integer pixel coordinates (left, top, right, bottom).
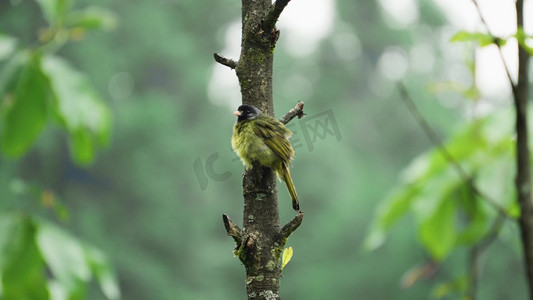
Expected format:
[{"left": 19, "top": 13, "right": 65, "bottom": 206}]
[
  {"left": 236, "top": 1, "right": 281, "bottom": 296},
  {"left": 514, "top": 0, "right": 533, "bottom": 297},
  {"left": 217, "top": 1, "right": 302, "bottom": 299}
]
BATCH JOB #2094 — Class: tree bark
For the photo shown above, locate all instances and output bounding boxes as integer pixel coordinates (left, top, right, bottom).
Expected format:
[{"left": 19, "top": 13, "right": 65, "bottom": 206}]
[
  {"left": 514, "top": 0, "right": 533, "bottom": 297},
  {"left": 216, "top": 1, "right": 304, "bottom": 299}
]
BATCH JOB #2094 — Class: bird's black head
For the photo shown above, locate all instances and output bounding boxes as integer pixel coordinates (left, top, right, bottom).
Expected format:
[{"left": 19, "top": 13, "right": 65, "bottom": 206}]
[{"left": 234, "top": 104, "right": 262, "bottom": 122}]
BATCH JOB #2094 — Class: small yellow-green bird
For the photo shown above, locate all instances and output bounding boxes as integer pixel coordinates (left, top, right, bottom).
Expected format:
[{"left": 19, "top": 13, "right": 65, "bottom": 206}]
[{"left": 231, "top": 104, "right": 300, "bottom": 211}]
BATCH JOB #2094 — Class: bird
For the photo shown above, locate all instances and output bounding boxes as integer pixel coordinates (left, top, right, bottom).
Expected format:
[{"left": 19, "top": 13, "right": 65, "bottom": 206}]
[{"left": 231, "top": 104, "right": 300, "bottom": 211}]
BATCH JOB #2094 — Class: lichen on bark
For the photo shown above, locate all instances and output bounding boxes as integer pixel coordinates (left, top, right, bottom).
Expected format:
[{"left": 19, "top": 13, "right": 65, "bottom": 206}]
[{"left": 216, "top": 0, "right": 304, "bottom": 299}]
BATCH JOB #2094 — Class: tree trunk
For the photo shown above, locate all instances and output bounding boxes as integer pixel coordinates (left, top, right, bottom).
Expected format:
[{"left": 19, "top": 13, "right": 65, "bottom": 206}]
[
  {"left": 514, "top": 0, "right": 533, "bottom": 297},
  {"left": 215, "top": 1, "right": 304, "bottom": 299}
]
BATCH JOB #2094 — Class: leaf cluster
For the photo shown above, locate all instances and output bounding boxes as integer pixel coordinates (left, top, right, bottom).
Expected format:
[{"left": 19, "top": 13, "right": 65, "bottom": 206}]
[
  {"left": 366, "top": 109, "right": 518, "bottom": 261},
  {"left": 0, "top": 0, "right": 116, "bottom": 165},
  {"left": 451, "top": 29, "right": 533, "bottom": 56},
  {"left": 0, "top": 213, "right": 119, "bottom": 299},
  {"left": 0, "top": 0, "right": 119, "bottom": 298}
]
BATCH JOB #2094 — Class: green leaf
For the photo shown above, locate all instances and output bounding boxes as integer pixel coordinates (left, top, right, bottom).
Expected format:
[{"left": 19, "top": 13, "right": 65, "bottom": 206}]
[
  {"left": 35, "top": 220, "right": 120, "bottom": 299},
  {"left": 41, "top": 55, "right": 112, "bottom": 165},
  {"left": 85, "top": 246, "right": 121, "bottom": 300},
  {"left": 507, "top": 201, "right": 521, "bottom": 219},
  {"left": 451, "top": 31, "right": 496, "bottom": 47},
  {"left": 69, "top": 127, "right": 95, "bottom": 165},
  {"left": 66, "top": 7, "right": 118, "bottom": 31},
  {"left": 0, "top": 216, "right": 49, "bottom": 299},
  {"left": 454, "top": 183, "right": 490, "bottom": 246},
  {"left": 364, "top": 184, "right": 421, "bottom": 250},
  {"left": 36, "top": 220, "right": 90, "bottom": 298},
  {"left": 463, "top": 86, "right": 481, "bottom": 101},
  {"left": 418, "top": 199, "right": 457, "bottom": 261},
  {"left": 281, "top": 247, "right": 293, "bottom": 271},
  {"left": 1, "top": 52, "right": 49, "bottom": 157},
  {"left": 368, "top": 108, "right": 524, "bottom": 262},
  {"left": 365, "top": 119, "right": 490, "bottom": 252},
  {"left": 515, "top": 27, "right": 533, "bottom": 56},
  {"left": 35, "top": 0, "right": 72, "bottom": 25},
  {"left": 0, "top": 50, "right": 28, "bottom": 102},
  {"left": 432, "top": 275, "right": 469, "bottom": 299},
  {"left": 401, "top": 123, "right": 486, "bottom": 185},
  {"left": 0, "top": 213, "right": 18, "bottom": 258},
  {"left": 0, "top": 34, "right": 17, "bottom": 62},
  {"left": 474, "top": 155, "right": 515, "bottom": 214},
  {"left": 414, "top": 173, "right": 462, "bottom": 261}
]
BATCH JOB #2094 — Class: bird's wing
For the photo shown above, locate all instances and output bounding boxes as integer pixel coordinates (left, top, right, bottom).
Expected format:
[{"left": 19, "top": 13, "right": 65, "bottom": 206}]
[{"left": 253, "top": 119, "right": 294, "bottom": 162}]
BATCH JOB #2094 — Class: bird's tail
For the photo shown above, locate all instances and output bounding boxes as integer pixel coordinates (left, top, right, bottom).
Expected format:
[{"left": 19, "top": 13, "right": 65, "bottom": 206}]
[{"left": 281, "top": 163, "right": 299, "bottom": 212}]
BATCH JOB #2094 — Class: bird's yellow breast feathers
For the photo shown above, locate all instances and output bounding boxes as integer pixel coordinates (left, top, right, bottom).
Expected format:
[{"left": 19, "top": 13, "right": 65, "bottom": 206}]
[{"left": 231, "top": 116, "right": 294, "bottom": 170}]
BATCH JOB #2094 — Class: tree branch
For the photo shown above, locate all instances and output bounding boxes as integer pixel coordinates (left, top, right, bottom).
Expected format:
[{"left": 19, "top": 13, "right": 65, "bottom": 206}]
[
  {"left": 264, "top": 0, "right": 292, "bottom": 36},
  {"left": 223, "top": 214, "right": 243, "bottom": 245},
  {"left": 471, "top": 0, "right": 533, "bottom": 294},
  {"left": 467, "top": 208, "right": 508, "bottom": 299},
  {"left": 279, "top": 101, "right": 305, "bottom": 125},
  {"left": 214, "top": 53, "right": 238, "bottom": 69},
  {"left": 464, "top": 1, "right": 533, "bottom": 294},
  {"left": 477, "top": 213, "right": 506, "bottom": 251},
  {"left": 513, "top": 0, "right": 533, "bottom": 296},
  {"left": 397, "top": 83, "right": 510, "bottom": 218},
  {"left": 219, "top": 0, "right": 303, "bottom": 298},
  {"left": 280, "top": 212, "right": 304, "bottom": 240},
  {"left": 470, "top": 0, "right": 517, "bottom": 93}
]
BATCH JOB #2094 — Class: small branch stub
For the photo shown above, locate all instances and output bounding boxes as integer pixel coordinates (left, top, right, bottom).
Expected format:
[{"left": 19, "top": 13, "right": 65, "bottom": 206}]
[
  {"left": 280, "top": 212, "right": 304, "bottom": 240},
  {"left": 223, "top": 214, "right": 243, "bottom": 245},
  {"left": 279, "top": 101, "right": 305, "bottom": 125},
  {"left": 214, "top": 53, "right": 238, "bottom": 69},
  {"left": 264, "top": 0, "right": 292, "bottom": 36}
]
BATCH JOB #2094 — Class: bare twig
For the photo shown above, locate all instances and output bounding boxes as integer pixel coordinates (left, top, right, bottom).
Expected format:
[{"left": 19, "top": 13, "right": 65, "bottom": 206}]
[
  {"left": 280, "top": 212, "right": 304, "bottom": 240},
  {"left": 397, "top": 83, "right": 510, "bottom": 218},
  {"left": 470, "top": 0, "right": 518, "bottom": 93},
  {"left": 264, "top": 0, "right": 292, "bottom": 35},
  {"left": 279, "top": 101, "right": 305, "bottom": 124},
  {"left": 467, "top": 210, "right": 508, "bottom": 299},
  {"left": 467, "top": 245, "right": 479, "bottom": 300},
  {"left": 400, "top": 260, "right": 439, "bottom": 288},
  {"left": 477, "top": 213, "right": 506, "bottom": 250},
  {"left": 214, "top": 53, "right": 237, "bottom": 69},
  {"left": 472, "top": 0, "right": 533, "bottom": 294},
  {"left": 223, "top": 214, "right": 243, "bottom": 245}
]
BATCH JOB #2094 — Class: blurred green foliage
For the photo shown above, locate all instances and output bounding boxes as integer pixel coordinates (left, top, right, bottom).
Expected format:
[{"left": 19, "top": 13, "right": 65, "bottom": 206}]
[
  {"left": 0, "top": 0, "right": 113, "bottom": 165},
  {"left": 367, "top": 109, "right": 520, "bottom": 257},
  {"left": 0, "top": 0, "right": 530, "bottom": 299},
  {"left": 365, "top": 28, "right": 533, "bottom": 297},
  {"left": 0, "top": 214, "right": 119, "bottom": 299},
  {"left": 0, "top": 0, "right": 118, "bottom": 298},
  {"left": 366, "top": 108, "right": 521, "bottom": 266}
]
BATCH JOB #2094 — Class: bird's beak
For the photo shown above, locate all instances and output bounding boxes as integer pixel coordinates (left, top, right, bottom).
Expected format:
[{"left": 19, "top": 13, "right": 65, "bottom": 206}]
[{"left": 233, "top": 110, "right": 242, "bottom": 116}]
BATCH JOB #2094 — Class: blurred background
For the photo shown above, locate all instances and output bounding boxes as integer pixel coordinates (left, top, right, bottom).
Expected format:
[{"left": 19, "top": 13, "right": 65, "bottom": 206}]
[{"left": 0, "top": 0, "right": 531, "bottom": 299}]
